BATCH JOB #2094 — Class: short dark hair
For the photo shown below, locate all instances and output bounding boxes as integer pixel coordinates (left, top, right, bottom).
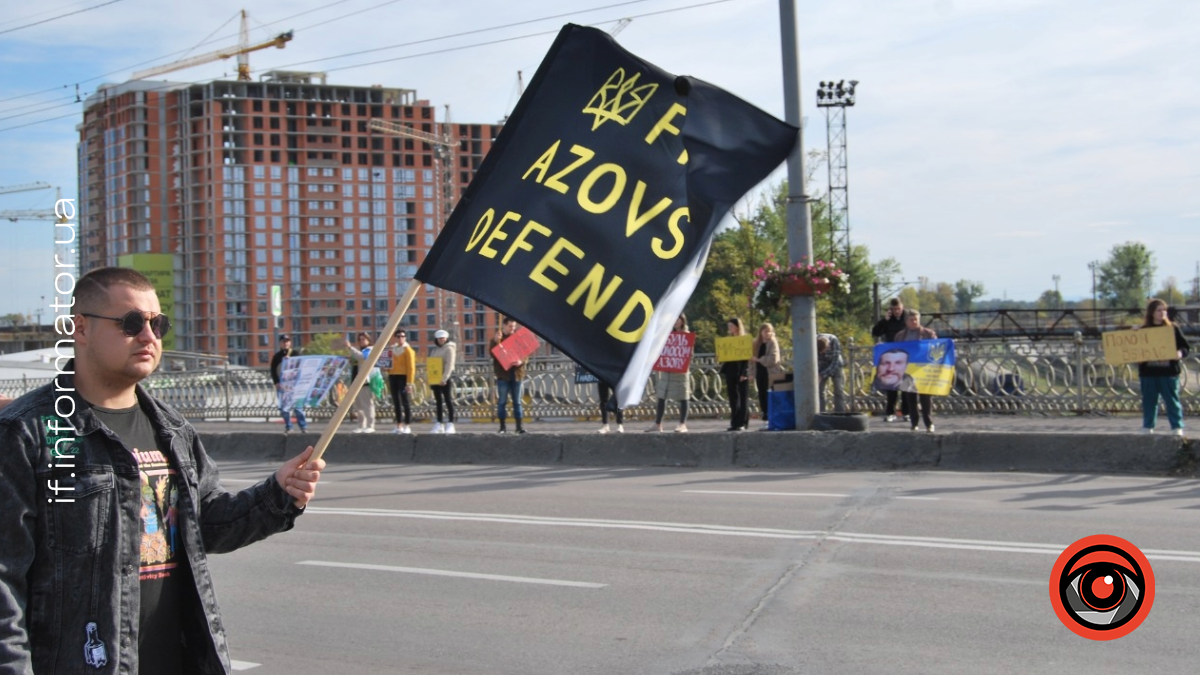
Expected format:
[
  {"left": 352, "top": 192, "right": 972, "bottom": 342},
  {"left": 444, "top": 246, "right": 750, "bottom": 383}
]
[
  {"left": 74, "top": 267, "right": 156, "bottom": 313},
  {"left": 501, "top": 315, "right": 517, "bottom": 324},
  {"left": 888, "top": 298, "right": 902, "bottom": 308}
]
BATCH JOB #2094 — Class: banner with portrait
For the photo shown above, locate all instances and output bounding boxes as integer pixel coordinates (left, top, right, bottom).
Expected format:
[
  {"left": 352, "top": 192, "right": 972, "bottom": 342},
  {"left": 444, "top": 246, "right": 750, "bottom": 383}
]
[
  {"left": 871, "top": 339, "right": 955, "bottom": 396},
  {"left": 279, "top": 355, "right": 350, "bottom": 411}
]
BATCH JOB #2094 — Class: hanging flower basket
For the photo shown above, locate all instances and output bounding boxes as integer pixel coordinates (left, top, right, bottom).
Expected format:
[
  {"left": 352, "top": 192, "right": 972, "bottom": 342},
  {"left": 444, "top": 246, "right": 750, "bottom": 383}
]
[
  {"left": 780, "top": 277, "right": 831, "bottom": 296},
  {"left": 750, "top": 255, "right": 850, "bottom": 314}
]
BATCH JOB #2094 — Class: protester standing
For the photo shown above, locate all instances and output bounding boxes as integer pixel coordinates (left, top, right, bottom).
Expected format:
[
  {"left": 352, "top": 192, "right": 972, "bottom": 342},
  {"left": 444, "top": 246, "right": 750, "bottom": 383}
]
[
  {"left": 871, "top": 298, "right": 907, "bottom": 421},
  {"left": 270, "top": 334, "right": 307, "bottom": 433},
  {"left": 647, "top": 314, "right": 693, "bottom": 433},
  {"left": 1138, "top": 298, "right": 1189, "bottom": 435},
  {"left": 385, "top": 330, "right": 416, "bottom": 434},
  {"left": 817, "top": 333, "right": 846, "bottom": 412},
  {"left": 721, "top": 317, "right": 751, "bottom": 431},
  {"left": 490, "top": 316, "right": 527, "bottom": 434},
  {"left": 429, "top": 329, "right": 458, "bottom": 433},
  {"left": 0, "top": 267, "right": 323, "bottom": 674},
  {"left": 596, "top": 380, "right": 624, "bottom": 434},
  {"left": 751, "top": 322, "right": 785, "bottom": 429},
  {"left": 893, "top": 309, "right": 937, "bottom": 432},
  {"left": 345, "top": 332, "right": 378, "bottom": 433}
]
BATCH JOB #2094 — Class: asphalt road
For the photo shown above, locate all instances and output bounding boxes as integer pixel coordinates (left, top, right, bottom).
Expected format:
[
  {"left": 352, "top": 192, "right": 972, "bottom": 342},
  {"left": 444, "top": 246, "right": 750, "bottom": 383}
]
[{"left": 207, "top": 462, "right": 1200, "bottom": 675}]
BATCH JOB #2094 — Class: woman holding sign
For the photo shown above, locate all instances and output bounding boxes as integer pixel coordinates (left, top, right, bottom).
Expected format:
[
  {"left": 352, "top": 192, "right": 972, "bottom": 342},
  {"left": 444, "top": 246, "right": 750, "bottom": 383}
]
[
  {"left": 721, "top": 317, "right": 751, "bottom": 431},
  {"left": 1138, "top": 299, "right": 1189, "bottom": 435},
  {"left": 893, "top": 309, "right": 937, "bottom": 432},
  {"left": 429, "top": 329, "right": 457, "bottom": 434},
  {"left": 647, "top": 314, "right": 693, "bottom": 432}
]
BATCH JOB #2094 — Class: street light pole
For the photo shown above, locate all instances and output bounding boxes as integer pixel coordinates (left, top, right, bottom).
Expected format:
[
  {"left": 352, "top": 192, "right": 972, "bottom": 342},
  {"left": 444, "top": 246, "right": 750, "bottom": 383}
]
[
  {"left": 779, "top": 0, "right": 818, "bottom": 430},
  {"left": 1052, "top": 275, "right": 1060, "bottom": 308}
]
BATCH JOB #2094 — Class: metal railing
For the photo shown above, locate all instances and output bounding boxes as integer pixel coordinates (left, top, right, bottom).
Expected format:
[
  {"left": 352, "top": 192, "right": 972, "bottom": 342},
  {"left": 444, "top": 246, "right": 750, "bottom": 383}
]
[{"left": 2, "top": 335, "right": 1194, "bottom": 420}]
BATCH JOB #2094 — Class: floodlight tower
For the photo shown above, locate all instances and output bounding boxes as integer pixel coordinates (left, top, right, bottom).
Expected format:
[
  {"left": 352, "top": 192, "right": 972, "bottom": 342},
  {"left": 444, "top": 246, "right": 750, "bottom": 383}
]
[{"left": 816, "top": 79, "right": 857, "bottom": 266}]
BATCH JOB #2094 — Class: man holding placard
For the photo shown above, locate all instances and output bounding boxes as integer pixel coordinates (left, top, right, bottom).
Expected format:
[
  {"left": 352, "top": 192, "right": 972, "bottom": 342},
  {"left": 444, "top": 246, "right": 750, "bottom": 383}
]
[{"left": 491, "top": 317, "right": 536, "bottom": 434}]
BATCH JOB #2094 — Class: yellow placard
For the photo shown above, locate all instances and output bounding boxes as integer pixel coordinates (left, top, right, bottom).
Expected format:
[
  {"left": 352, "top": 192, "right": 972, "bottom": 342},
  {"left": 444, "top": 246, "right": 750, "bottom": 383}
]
[
  {"left": 715, "top": 335, "right": 754, "bottom": 363},
  {"left": 1102, "top": 325, "right": 1177, "bottom": 366},
  {"left": 427, "top": 357, "right": 444, "bottom": 385}
]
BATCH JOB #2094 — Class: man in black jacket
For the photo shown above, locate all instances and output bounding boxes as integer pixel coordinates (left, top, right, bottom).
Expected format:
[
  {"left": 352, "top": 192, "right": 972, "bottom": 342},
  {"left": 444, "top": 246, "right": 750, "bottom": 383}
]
[
  {"left": 871, "top": 298, "right": 907, "bottom": 421},
  {"left": 270, "top": 334, "right": 308, "bottom": 433}
]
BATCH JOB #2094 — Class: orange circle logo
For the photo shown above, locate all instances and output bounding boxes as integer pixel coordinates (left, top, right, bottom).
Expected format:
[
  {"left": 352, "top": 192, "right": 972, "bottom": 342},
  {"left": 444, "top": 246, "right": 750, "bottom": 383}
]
[{"left": 1049, "top": 535, "right": 1154, "bottom": 640}]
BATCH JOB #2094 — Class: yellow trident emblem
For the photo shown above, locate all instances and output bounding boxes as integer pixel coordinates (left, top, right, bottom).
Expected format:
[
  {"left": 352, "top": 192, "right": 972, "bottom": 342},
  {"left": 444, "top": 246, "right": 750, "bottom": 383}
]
[
  {"left": 927, "top": 341, "right": 948, "bottom": 363},
  {"left": 582, "top": 68, "right": 658, "bottom": 131}
]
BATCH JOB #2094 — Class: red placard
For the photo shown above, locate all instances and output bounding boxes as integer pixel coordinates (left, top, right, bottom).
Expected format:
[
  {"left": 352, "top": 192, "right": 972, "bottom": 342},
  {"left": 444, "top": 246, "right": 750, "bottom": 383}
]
[
  {"left": 491, "top": 326, "right": 540, "bottom": 370},
  {"left": 653, "top": 331, "right": 695, "bottom": 373}
]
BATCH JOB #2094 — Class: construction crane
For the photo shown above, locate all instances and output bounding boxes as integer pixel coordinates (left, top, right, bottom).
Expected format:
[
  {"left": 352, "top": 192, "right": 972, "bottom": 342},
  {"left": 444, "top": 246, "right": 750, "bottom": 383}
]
[
  {"left": 367, "top": 116, "right": 463, "bottom": 340},
  {"left": 1, "top": 187, "right": 67, "bottom": 223},
  {"left": 0, "top": 182, "right": 52, "bottom": 196},
  {"left": 131, "top": 10, "right": 292, "bottom": 81}
]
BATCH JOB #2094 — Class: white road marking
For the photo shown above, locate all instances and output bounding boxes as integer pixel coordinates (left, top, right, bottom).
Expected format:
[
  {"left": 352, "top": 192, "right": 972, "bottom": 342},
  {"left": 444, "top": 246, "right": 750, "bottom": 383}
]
[
  {"left": 682, "top": 489, "right": 940, "bottom": 501},
  {"left": 683, "top": 490, "right": 850, "bottom": 498},
  {"left": 304, "top": 507, "right": 1200, "bottom": 563},
  {"left": 296, "top": 560, "right": 607, "bottom": 588},
  {"left": 231, "top": 660, "right": 261, "bottom": 670}
]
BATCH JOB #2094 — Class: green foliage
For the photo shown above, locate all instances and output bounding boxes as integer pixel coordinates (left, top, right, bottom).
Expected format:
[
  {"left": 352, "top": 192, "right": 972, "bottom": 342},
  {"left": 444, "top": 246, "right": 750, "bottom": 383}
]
[
  {"left": 1036, "top": 289, "right": 1064, "bottom": 310},
  {"left": 1098, "top": 241, "right": 1155, "bottom": 309},
  {"left": 687, "top": 180, "right": 881, "bottom": 352},
  {"left": 301, "top": 331, "right": 346, "bottom": 356},
  {"left": 954, "top": 280, "right": 986, "bottom": 311}
]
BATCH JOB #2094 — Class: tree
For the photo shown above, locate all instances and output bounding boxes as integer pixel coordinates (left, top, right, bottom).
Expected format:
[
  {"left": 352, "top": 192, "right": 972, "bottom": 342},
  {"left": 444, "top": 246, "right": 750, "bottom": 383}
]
[
  {"left": 1097, "top": 242, "right": 1155, "bottom": 309},
  {"left": 687, "top": 180, "right": 880, "bottom": 352},
  {"left": 1154, "top": 277, "right": 1186, "bottom": 306},
  {"left": 301, "top": 331, "right": 348, "bottom": 356},
  {"left": 1036, "top": 289, "right": 1063, "bottom": 310},
  {"left": 954, "top": 280, "right": 986, "bottom": 312}
]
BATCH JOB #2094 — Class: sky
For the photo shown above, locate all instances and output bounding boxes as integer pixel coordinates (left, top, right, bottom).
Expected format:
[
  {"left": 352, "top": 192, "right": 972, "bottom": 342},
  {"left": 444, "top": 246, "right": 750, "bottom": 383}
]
[{"left": 0, "top": 0, "right": 1197, "bottom": 321}]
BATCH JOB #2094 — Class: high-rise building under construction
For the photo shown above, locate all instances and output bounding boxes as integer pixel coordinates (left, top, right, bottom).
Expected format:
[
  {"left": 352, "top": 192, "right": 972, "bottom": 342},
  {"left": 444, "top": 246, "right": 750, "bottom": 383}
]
[{"left": 77, "top": 70, "right": 501, "bottom": 365}]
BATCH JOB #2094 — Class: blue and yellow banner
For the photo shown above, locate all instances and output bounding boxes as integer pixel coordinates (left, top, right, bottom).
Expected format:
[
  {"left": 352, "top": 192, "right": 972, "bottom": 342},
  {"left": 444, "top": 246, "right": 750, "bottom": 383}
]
[{"left": 871, "top": 339, "right": 956, "bottom": 396}]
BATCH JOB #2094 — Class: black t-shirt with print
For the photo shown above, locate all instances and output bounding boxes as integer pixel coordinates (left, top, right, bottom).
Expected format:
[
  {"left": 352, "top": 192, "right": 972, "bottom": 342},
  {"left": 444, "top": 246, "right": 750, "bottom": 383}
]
[{"left": 93, "top": 403, "right": 188, "bottom": 675}]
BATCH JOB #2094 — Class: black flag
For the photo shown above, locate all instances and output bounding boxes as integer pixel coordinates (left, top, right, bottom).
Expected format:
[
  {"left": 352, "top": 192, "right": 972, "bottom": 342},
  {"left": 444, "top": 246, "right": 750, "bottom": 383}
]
[{"left": 417, "top": 24, "right": 797, "bottom": 406}]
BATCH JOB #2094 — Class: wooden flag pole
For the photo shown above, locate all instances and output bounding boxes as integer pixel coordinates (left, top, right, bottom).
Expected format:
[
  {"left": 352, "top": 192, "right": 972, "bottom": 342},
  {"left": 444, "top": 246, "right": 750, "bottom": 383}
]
[{"left": 308, "top": 279, "right": 422, "bottom": 465}]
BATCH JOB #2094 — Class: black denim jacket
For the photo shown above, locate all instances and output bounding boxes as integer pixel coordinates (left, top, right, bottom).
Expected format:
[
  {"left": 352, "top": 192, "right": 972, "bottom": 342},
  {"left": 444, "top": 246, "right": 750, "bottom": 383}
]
[{"left": 0, "top": 365, "right": 303, "bottom": 674}]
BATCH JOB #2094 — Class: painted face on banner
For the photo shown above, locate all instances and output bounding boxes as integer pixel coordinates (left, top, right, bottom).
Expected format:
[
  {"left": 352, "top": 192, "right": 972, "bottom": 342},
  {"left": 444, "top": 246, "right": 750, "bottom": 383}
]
[{"left": 877, "top": 350, "right": 909, "bottom": 388}]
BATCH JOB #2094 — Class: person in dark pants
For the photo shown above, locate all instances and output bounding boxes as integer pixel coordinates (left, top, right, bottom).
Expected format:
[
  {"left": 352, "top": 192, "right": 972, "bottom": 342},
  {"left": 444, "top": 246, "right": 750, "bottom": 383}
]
[
  {"left": 871, "top": 298, "right": 907, "bottom": 421},
  {"left": 385, "top": 331, "right": 416, "bottom": 434},
  {"left": 751, "top": 322, "right": 784, "bottom": 428},
  {"left": 721, "top": 317, "right": 750, "bottom": 431},
  {"left": 597, "top": 381, "right": 624, "bottom": 433},
  {"left": 270, "top": 334, "right": 307, "bottom": 433},
  {"left": 892, "top": 309, "right": 937, "bottom": 432}
]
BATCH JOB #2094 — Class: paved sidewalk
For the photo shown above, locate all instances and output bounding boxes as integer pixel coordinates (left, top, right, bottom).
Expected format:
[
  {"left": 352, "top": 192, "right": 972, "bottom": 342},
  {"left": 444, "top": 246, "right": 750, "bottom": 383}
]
[{"left": 188, "top": 411, "right": 1180, "bottom": 437}]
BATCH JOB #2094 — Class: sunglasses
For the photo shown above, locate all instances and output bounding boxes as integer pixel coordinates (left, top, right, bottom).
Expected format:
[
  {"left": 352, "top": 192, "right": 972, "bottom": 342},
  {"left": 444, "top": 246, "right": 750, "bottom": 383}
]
[{"left": 81, "top": 310, "right": 172, "bottom": 339}]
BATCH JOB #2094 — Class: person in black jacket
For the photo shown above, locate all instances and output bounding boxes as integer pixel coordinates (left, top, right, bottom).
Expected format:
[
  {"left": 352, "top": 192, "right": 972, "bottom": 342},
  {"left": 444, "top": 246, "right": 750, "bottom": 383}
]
[
  {"left": 871, "top": 298, "right": 907, "bottom": 421},
  {"left": 1138, "top": 299, "right": 1190, "bottom": 435},
  {"left": 270, "top": 334, "right": 307, "bottom": 433},
  {"left": 721, "top": 317, "right": 750, "bottom": 431}
]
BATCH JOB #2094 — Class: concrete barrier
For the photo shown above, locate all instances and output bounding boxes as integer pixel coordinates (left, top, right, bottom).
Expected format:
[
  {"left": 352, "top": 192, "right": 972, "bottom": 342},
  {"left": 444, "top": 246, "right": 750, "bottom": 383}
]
[
  {"left": 196, "top": 431, "right": 1196, "bottom": 476},
  {"left": 562, "top": 433, "right": 733, "bottom": 467}
]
